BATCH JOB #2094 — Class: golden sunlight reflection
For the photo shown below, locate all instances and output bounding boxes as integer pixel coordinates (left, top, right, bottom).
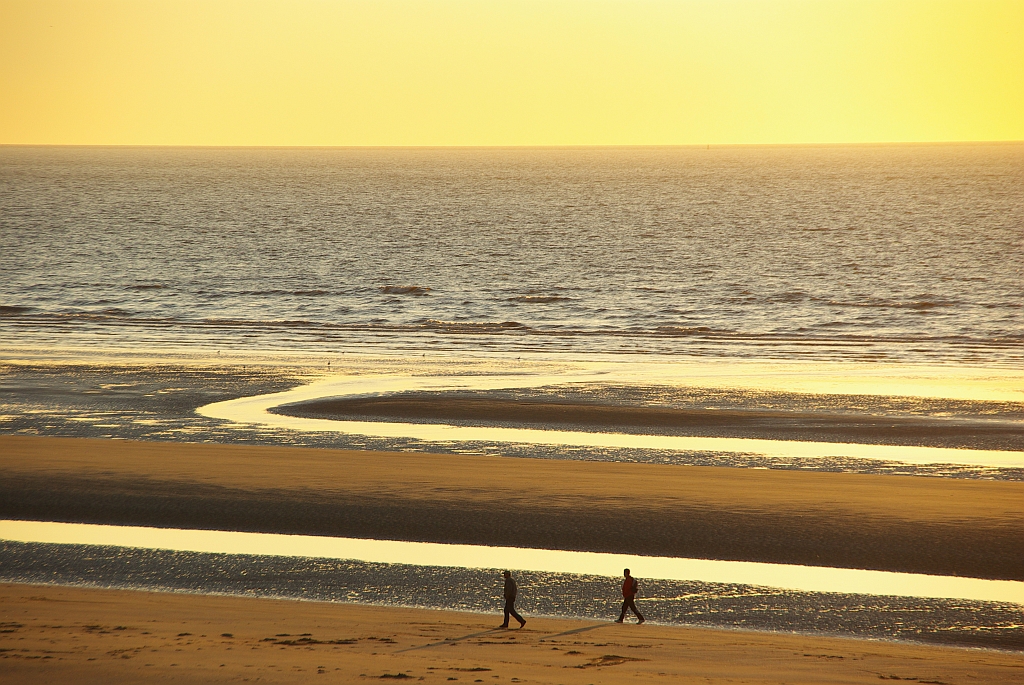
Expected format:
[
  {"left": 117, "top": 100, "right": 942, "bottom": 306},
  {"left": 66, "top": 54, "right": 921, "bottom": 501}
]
[
  {"left": 197, "top": 362, "right": 1024, "bottom": 468},
  {"left": 2, "top": 520, "right": 1021, "bottom": 605}
]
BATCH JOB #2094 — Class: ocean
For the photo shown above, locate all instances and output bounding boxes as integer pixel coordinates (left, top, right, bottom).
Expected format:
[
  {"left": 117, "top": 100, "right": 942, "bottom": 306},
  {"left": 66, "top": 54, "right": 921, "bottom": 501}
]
[{"left": 2, "top": 144, "right": 1021, "bottom": 363}]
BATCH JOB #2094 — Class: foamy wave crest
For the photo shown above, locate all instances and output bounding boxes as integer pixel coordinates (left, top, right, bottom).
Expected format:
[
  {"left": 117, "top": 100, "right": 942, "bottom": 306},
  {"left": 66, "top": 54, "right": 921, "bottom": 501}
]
[
  {"left": 240, "top": 289, "right": 331, "bottom": 297},
  {"left": 510, "top": 295, "right": 572, "bottom": 303},
  {"left": 654, "top": 325, "right": 715, "bottom": 336}
]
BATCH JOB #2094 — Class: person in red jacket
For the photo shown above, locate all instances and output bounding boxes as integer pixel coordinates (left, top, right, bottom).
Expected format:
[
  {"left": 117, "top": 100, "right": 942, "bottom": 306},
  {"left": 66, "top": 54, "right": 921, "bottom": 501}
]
[{"left": 615, "top": 568, "right": 645, "bottom": 624}]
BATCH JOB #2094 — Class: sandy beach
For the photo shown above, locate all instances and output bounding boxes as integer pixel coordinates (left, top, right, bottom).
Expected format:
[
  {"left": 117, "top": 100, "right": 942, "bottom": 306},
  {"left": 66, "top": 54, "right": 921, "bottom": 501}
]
[
  {"left": 278, "top": 394, "right": 1024, "bottom": 451},
  {"left": 3, "top": 582, "right": 1023, "bottom": 684},
  {"left": 2, "top": 435, "right": 1022, "bottom": 580}
]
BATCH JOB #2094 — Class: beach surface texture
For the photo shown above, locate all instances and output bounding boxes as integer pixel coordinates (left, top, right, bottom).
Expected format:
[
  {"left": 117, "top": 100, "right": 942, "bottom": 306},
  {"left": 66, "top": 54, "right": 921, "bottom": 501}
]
[
  {"left": 3, "top": 435, "right": 1022, "bottom": 581},
  {"left": 3, "top": 582, "right": 1023, "bottom": 685}
]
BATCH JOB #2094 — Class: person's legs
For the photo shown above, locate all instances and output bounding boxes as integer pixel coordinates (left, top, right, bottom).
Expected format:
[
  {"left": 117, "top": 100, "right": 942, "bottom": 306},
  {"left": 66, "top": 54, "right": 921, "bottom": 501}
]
[
  {"left": 626, "top": 597, "right": 645, "bottom": 623},
  {"left": 501, "top": 600, "right": 511, "bottom": 627},
  {"left": 617, "top": 599, "right": 629, "bottom": 622},
  {"left": 507, "top": 600, "right": 526, "bottom": 626}
]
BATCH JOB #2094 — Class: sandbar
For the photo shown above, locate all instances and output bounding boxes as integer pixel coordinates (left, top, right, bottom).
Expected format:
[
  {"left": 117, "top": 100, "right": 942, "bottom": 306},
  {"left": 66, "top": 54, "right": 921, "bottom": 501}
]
[
  {"left": 2, "top": 435, "right": 1022, "bottom": 580},
  {"left": 277, "top": 394, "right": 1024, "bottom": 450}
]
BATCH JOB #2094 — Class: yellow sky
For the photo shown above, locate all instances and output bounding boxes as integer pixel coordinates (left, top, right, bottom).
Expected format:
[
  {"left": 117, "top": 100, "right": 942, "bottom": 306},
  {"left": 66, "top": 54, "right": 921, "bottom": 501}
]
[{"left": 1, "top": 0, "right": 1022, "bottom": 146}]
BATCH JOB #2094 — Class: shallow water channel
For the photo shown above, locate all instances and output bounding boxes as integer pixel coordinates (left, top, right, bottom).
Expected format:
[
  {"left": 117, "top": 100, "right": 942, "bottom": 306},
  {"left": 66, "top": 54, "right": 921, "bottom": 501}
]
[
  {"left": 3, "top": 520, "right": 1021, "bottom": 605},
  {"left": 198, "top": 370, "right": 1024, "bottom": 469},
  {"left": 3, "top": 520, "right": 1023, "bottom": 651}
]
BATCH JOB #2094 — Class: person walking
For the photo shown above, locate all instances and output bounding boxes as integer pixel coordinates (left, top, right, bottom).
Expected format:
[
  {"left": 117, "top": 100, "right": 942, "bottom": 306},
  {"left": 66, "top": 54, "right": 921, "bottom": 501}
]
[
  {"left": 615, "top": 568, "right": 645, "bottom": 624},
  {"left": 499, "top": 570, "right": 527, "bottom": 628}
]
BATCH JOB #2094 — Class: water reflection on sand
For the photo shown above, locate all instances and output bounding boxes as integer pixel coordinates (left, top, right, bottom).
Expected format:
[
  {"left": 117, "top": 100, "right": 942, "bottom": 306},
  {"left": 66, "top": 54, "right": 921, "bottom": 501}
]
[
  {"left": 3, "top": 520, "right": 1021, "bottom": 605},
  {"left": 197, "top": 361, "right": 1024, "bottom": 468}
]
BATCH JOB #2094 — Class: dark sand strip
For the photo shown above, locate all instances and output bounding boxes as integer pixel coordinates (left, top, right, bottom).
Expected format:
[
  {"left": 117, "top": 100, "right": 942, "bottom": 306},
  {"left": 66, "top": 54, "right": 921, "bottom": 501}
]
[
  {"left": 2, "top": 436, "right": 1022, "bottom": 580},
  {"left": 3, "top": 582, "right": 1023, "bottom": 684},
  {"left": 277, "top": 394, "right": 1024, "bottom": 450}
]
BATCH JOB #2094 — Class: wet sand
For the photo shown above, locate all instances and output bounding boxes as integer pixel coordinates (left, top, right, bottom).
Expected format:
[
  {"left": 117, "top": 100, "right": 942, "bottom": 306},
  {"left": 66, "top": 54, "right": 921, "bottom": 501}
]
[
  {"left": 2, "top": 435, "right": 1022, "bottom": 580},
  {"left": 2, "top": 582, "right": 1023, "bottom": 684},
  {"left": 5, "top": 540, "right": 1023, "bottom": 650},
  {"left": 278, "top": 394, "right": 1024, "bottom": 450}
]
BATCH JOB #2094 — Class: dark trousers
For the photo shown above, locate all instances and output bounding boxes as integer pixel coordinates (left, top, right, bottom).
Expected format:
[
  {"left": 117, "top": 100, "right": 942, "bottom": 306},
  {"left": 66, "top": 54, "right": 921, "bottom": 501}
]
[
  {"left": 503, "top": 598, "right": 524, "bottom": 626},
  {"left": 619, "top": 596, "right": 644, "bottom": 622}
]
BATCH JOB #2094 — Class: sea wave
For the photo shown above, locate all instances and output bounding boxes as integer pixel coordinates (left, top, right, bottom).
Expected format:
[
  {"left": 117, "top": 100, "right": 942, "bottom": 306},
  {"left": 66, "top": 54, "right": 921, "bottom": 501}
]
[
  {"left": 380, "top": 285, "right": 431, "bottom": 296},
  {"left": 509, "top": 295, "right": 572, "bottom": 303},
  {"left": 2, "top": 308, "right": 1022, "bottom": 345},
  {"left": 762, "top": 291, "right": 809, "bottom": 304},
  {"left": 201, "top": 317, "right": 321, "bottom": 329},
  {"left": 237, "top": 289, "right": 332, "bottom": 297},
  {"left": 0, "top": 309, "right": 164, "bottom": 323},
  {"left": 418, "top": 319, "right": 529, "bottom": 332},
  {"left": 654, "top": 326, "right": 715, "bottom": 335},
  {"left": 1, "top": 305, "right": 1021, "bottom": 366},
  {"left": 827, "top": 295, "right": 960, "bottom": 309}
]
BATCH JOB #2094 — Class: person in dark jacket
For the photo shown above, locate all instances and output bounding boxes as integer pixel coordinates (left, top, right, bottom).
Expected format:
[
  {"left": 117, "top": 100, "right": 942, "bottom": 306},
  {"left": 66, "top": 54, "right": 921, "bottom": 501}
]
[
  {"left": 615, "top": 568, "right": 645, "bottom": 624},
  {"left": 499, "top": 570, "right": 526, "bottom": 628}
]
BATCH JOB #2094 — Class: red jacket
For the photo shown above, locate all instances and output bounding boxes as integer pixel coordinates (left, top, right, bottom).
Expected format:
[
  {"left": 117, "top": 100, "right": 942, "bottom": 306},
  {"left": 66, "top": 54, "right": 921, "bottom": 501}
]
[{"left": 622, "top": 576, "right": 638, "bottom": 598}]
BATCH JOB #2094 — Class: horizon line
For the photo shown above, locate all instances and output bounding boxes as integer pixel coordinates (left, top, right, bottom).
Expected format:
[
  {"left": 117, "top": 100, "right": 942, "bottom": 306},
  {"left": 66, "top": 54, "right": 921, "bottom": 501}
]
[{"left": 2, "top": 140, "right": 1023, "bottom": 151}]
